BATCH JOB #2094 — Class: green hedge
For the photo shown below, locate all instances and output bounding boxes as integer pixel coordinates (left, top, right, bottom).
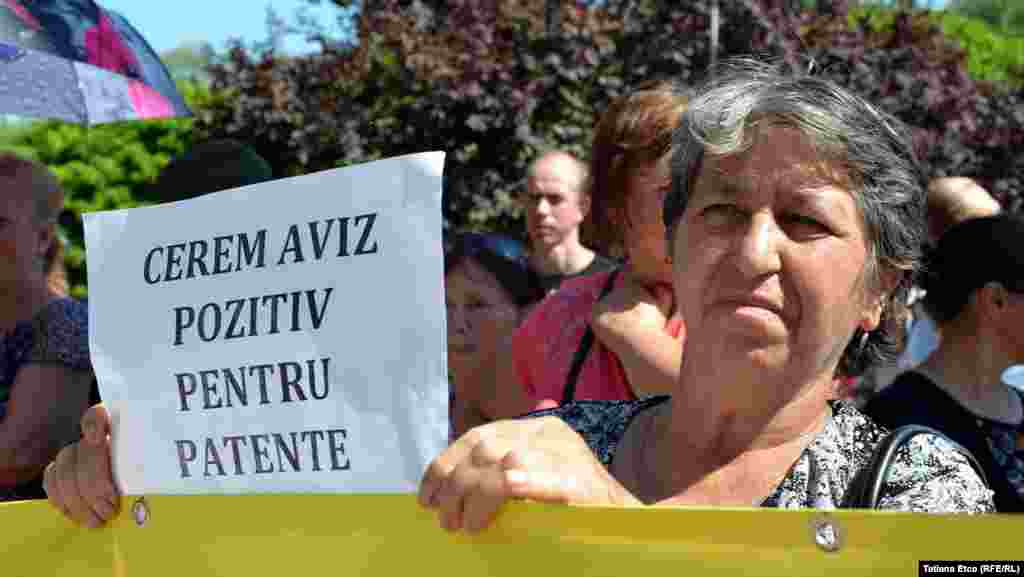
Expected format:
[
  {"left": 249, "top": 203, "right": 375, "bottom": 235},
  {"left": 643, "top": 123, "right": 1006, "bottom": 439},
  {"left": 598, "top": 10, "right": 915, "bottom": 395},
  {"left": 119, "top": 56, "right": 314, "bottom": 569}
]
[
  {"left": 935, "top": 12, "right": 1024, "bottom": 89},
  {"left": 850, "top": 6, "right": 1024, "bottom": 88},
  {"left": 0, "top": 81, "right": 213, "bottom": 298}
]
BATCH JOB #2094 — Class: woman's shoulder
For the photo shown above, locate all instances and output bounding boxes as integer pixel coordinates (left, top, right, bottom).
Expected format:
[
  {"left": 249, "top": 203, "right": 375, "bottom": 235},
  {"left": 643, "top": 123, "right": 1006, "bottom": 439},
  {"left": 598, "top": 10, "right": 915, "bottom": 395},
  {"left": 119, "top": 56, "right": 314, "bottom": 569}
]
[
  {"left": 875, "top": 429, "right": 994, "bottom": 513},
  {"left": 863, "top": 371, "right": 971, "bottom": 432},
  {"left": 534, "top": 270, "right": 617, "bottom": 313},
  {"left": 525, "top": 396, "right": 669, "bottom": 466},
  {"left": 27, "top": 298, "right": 91, "bottom": 370},
  {"left": 516, "top": 270, "right": 617, "bottom": 343},
  {"left": 867, "top": 371, "right": 941, "bottom": 406},
  {"left": 830, "top": 402, "right": 994, "bottom": 513}
]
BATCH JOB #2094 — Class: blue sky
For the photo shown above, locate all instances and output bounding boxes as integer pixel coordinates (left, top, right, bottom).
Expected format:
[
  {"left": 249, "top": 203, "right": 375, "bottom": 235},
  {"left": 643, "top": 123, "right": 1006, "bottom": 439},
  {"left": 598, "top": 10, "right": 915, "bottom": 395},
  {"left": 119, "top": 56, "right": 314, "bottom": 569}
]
[{"left": 100, "top": 0, "right": 348, "bottom": 54}]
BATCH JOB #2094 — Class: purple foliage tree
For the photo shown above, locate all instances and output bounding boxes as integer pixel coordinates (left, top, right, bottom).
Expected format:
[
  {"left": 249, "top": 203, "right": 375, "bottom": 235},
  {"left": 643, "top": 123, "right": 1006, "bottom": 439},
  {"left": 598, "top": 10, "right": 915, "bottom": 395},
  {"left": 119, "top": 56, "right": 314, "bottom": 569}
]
[{"left": 196, "top": 0, "right": 1023, "bottom": 233}]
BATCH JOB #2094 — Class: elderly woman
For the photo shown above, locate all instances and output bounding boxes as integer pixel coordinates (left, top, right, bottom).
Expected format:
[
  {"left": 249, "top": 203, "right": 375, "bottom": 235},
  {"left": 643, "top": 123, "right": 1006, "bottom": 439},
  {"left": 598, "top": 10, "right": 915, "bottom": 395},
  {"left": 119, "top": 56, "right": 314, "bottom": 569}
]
[
  {"left": 865, "top": 214, "right": 1024, "bottom": 512},
  {"left": 418, "top": 60, "right": 993, "bottom": 532},
  {"left": 0, "top": 153, "right": 92, "bottom": 501}
]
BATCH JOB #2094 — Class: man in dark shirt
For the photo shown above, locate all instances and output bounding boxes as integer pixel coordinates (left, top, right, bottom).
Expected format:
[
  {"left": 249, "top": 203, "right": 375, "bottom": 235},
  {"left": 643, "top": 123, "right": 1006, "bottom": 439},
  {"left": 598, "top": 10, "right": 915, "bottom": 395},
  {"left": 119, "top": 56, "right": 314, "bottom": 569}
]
[{"left": 520, "top": 151, "right": 617, "bottom": 293}]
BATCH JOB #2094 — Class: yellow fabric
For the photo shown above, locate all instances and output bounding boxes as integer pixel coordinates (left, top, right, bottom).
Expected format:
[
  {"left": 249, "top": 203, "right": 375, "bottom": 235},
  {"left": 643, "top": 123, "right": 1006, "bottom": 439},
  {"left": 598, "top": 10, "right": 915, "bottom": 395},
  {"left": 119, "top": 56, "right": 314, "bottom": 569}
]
[{"left": 3, "top": 495, "right": 1021, "bottom": 576}]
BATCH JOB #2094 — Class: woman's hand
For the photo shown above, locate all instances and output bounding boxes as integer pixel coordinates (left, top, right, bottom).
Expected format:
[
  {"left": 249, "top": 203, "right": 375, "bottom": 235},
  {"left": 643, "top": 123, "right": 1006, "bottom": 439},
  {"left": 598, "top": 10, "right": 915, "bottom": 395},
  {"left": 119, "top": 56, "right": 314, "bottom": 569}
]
[
  {"left": 43, "top": 404, "right": 119, "bottom": 528},
  {"left": 590, "top": 271, "right": 684, "bottom": 396},
  {"left": 592, "top": 271, "right": 676, "bottom": 335},
  {"left": 418, "top": 416, "right": 639, "bottom": 534}
]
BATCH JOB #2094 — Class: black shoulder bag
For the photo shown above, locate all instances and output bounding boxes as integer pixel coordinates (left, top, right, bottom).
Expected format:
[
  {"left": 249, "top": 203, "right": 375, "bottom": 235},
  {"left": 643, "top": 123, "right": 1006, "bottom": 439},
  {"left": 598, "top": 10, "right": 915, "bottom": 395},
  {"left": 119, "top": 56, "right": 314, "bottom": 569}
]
[
  {"left": 560, "top": 269, "right": 620, "bottom": 405},
  {"left": 842, "top": 424, "right": 990, "bottom": 509}
]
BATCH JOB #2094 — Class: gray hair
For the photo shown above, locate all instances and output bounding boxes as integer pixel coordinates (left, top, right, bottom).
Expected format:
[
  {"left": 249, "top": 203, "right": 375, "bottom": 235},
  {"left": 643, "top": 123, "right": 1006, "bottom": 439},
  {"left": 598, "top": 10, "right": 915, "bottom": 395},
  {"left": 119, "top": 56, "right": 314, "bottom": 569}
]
[{"left": 663, "top": 58, "right": 928, "bottom": 377}]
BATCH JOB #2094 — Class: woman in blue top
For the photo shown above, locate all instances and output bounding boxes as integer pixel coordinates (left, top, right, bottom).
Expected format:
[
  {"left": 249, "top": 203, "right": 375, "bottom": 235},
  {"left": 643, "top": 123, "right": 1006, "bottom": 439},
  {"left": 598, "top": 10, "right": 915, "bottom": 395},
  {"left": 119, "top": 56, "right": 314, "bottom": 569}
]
[
  {"left": 866, "top": 214, "right": 1024, "bottom": 512},
  {"left": 0, "top": 153, "right": 92, "bottom": 500}
]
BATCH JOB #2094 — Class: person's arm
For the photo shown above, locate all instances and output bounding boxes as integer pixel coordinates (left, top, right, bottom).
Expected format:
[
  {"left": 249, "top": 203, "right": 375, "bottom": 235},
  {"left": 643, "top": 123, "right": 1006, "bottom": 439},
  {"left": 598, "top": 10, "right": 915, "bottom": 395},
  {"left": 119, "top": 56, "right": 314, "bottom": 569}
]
[
  {"left": 0, "top": 364, "right": 92, "bottom": 486},
  {"left": 590, "top": 275, "right": 683, "bottom": 397},
  {"left": 419, "top": 416, "right": 642, "bottom": 534}
]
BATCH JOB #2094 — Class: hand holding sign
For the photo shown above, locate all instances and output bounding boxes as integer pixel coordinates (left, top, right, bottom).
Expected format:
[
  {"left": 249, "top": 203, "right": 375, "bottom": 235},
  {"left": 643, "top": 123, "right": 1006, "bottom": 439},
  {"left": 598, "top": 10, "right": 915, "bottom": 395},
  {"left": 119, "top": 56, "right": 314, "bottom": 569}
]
[
  {"left": 419, "top": 416, "right": 640, "bottom": 534},
  {"left": 44, "top": 404, "right": 118, "bottom": 528}
]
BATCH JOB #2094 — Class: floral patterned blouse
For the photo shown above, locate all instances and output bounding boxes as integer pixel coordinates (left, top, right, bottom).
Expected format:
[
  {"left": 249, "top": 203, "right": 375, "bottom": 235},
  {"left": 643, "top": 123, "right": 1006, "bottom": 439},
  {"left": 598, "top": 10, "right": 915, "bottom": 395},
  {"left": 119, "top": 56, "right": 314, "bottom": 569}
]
[
  {"left": 530, "top": 396, "right": 994, "bottom": 513},
  {"left": 0, "top": 298, "right": 91, "bottom": 420}
]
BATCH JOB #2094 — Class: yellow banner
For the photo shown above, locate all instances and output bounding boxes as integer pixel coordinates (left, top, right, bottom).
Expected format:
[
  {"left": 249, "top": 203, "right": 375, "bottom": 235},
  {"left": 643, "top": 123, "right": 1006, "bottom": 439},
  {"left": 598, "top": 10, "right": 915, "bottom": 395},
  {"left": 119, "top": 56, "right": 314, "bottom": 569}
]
[{"left": 4, "top": 495, "right": 1021, "bottom": 576}]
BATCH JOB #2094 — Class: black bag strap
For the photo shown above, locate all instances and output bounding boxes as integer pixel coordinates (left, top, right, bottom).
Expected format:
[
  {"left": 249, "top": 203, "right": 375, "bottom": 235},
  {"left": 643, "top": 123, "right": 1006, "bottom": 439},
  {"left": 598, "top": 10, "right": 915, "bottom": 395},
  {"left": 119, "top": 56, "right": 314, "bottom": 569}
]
[
  {"left": 560, "top": 269, "right": 620, "bottom": 405},
  {"left": 842, "top": 424, "right": 990, "bottom": 509}
]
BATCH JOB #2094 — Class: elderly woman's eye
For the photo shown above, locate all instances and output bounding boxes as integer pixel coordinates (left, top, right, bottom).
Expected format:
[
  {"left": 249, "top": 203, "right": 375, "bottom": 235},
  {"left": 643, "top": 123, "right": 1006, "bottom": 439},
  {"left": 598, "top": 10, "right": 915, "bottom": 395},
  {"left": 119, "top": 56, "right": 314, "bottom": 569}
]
[
  {"left": 784, "top": 213, "right": 829, "bottom": 235},
  {"left": 700, "top": 203, "right": 741, "bottom": 225}
]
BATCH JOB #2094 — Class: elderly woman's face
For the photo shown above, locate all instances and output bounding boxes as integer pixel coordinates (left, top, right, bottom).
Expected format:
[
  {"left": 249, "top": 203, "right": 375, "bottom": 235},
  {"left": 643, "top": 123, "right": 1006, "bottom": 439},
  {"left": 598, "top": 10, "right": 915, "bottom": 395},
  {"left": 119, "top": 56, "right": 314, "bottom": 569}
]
[
  {"left": 0, "top": 181, "right": 46, "bottom": 290},
  {"left": 673, "top": 126, "right": 880, "bottom": 380}
]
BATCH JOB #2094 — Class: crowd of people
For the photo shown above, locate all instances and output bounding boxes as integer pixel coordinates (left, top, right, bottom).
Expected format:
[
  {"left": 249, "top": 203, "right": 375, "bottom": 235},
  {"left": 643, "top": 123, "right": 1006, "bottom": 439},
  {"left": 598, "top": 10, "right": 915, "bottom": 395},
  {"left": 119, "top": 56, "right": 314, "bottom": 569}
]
[{"left": 2, "top": 58, "right": 1021, "bottom": 533}]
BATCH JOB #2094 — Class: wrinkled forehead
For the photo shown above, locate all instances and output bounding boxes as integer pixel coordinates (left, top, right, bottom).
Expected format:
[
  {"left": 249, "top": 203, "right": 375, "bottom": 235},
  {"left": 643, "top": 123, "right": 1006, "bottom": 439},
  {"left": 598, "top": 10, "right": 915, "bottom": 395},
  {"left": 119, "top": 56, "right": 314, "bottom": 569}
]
[{"left": 694, "top": 126, "right": 855, "bottom": 200}]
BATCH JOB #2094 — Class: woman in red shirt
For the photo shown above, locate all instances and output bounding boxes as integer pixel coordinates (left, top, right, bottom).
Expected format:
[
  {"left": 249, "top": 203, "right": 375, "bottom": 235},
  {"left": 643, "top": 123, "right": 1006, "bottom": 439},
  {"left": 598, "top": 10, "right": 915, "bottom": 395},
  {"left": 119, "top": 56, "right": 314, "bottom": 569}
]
[{"left": 513, "top": 81, "right": 689, "bottom": 407}]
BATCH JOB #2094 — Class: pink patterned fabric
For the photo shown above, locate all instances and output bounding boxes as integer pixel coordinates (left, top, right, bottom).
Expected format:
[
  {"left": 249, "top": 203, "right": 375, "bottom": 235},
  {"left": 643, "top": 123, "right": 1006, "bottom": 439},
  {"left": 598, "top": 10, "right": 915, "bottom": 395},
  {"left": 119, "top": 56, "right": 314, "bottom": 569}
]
[
  {"left": 3, "top": 0, "right": 39, "bottom": 29},
  {"left": 83, "top": 10, "right": 138, "bottom": 76},
  {"left": 127, "top": 80, "right": 174, "bottom": 118},
  {"left": 513, "top": 270, "right": 684, "bottom": 408}
]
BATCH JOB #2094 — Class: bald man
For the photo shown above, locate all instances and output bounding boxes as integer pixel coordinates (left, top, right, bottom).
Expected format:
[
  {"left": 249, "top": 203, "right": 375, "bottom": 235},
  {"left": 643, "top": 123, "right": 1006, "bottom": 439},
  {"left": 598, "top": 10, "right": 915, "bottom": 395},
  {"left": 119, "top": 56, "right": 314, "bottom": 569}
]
[
  {"left": 926, "top": 177, "right": 1002, "bottom": 243},
  {"left": 521, "top": 151, "right": 616, "bottom": 293}
]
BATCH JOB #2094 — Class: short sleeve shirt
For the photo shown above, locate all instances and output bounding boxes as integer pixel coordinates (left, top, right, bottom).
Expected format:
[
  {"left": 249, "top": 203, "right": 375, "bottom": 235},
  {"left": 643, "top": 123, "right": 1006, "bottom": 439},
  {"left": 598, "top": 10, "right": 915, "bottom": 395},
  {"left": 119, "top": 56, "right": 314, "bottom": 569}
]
[
  {"left": 512, "top": 271, "right": 684, "bottom": 408},
  {"left": 0, "top": 298, "right": 91, "bottom": 418},
  {"left": 535, "top": 254, "right": 619, "bottom": 294}
]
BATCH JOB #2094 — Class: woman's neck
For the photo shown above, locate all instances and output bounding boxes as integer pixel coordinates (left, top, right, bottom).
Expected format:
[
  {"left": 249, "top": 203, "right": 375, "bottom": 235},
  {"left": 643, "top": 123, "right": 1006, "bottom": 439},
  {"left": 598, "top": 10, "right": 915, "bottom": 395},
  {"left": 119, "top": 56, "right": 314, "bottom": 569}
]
[
  {"left": 919, "top": 330, "right": 1020, "bottom": 421},
  {"left": 0, "top": 279, "right": 55, "bottom": 336},
  {"left": 622, "top": 374, "right": 831, "bottom": 506},
  {"left": 667, "top": 384, "right": 830, "bottom": 459},
  {"left": 528, "top": 240, "right": 594, "bottom": 277},
  {"left": 657, "top": 355, "right": 835, "bottom": 465}
]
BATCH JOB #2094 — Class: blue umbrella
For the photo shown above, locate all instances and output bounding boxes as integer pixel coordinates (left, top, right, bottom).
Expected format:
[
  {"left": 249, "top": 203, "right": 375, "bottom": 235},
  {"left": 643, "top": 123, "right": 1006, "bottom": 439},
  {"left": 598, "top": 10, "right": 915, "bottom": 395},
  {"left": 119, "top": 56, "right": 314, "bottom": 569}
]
[{"left": 0, "top": 0, "right": 190, "bottom": 125}]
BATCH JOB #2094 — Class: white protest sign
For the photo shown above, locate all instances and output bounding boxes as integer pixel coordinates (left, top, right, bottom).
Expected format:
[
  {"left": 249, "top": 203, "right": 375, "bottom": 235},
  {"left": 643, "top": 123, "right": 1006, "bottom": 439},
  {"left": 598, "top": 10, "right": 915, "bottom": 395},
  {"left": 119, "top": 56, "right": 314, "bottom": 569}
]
[{"left": 83, "top": 152, "right": 448, "bottom": 495}]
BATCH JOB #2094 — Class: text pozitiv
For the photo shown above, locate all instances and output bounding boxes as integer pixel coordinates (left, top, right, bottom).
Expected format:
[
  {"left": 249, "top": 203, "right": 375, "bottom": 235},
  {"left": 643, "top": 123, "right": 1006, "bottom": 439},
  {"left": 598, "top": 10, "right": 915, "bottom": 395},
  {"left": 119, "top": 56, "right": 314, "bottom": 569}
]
[{"left": 141, "top": 214, "right": 379, "bottom": 479}]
